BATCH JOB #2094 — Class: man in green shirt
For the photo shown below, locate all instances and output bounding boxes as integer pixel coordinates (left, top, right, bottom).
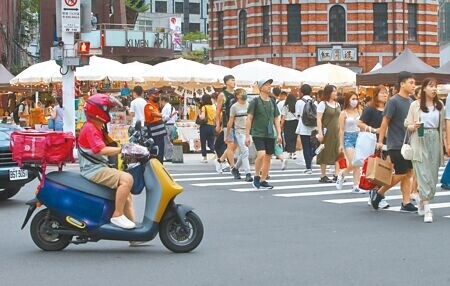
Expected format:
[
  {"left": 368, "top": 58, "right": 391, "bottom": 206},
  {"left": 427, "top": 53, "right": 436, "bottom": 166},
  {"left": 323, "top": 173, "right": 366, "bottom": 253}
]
[{"left": 246, "top": 79, "right": 282, "bottom": 190}]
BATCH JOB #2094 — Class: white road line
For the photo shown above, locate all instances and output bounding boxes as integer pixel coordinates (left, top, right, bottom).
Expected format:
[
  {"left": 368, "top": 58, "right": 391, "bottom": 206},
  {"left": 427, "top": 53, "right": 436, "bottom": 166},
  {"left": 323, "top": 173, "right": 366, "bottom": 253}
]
[
  {"left": 385, "top": 202, "right": 450, "bottom": 212},
  {"left": 170, "top": 169, "right": 319, "bottom": 177},
  {"left": 231, "top": 182, "right": 355, "bottom": 192},
  {"left": 175, "top": 172, "right": 322, "bottom": 182},
  {"left": 323, "top": 190, "right": 450, "bottom": 204},
  {"left": 273, "top": 190, "right": 355, "bottom": 197},
  {"left": 192, "top": 175, "right": 355, "bottom": 187}
]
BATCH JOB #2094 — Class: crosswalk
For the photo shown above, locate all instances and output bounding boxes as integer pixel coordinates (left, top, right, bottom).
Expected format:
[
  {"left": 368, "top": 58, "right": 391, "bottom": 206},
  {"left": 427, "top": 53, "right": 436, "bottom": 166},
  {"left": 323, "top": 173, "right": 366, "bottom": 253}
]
[{"left": 171, "top": 165, "right": 450, "bottom": 219}]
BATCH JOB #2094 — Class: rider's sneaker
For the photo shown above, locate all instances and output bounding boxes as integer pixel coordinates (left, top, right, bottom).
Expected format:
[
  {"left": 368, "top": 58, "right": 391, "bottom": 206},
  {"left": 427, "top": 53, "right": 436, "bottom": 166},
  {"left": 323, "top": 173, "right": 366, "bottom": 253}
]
[
  {"left": 129, "top": 241, "right": 150, "bottom": 247},
  {"left": 111, "top": 215, "right": 136, "bottom": 229}
]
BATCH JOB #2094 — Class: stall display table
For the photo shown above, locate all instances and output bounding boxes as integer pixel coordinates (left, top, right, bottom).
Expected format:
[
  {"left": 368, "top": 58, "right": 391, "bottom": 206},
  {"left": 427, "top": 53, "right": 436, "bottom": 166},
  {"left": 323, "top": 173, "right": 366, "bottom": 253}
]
[{"left": 176, "top": 121, "right": 201, "bottom": 152}]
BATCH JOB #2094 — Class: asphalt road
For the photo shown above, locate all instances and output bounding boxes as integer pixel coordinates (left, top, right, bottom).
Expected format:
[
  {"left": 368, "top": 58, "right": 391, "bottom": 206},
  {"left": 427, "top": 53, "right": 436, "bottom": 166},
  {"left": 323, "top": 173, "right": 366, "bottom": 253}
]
[{"left": 1, "top": 161, "right": 450, "bottom": 286}]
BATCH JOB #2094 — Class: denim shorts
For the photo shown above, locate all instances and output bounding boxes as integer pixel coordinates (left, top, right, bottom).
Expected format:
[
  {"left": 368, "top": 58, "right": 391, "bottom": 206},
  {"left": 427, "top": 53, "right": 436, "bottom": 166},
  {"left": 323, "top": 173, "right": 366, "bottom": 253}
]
[
  {"left": 344, "top": 132, "right": 358, "bottom": 149},
  {"left": 226, "top": 128, "right": 237, "bottom": 143}
]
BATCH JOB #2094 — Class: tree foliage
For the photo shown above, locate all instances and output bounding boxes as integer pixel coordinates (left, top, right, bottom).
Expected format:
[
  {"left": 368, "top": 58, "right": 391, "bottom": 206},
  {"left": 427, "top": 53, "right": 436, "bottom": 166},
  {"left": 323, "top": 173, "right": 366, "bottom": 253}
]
[
  {"left": 179, "top": 49, "right": 208, "bottom": 63},
  {"left": 183, "top": 32, "right": 208, "bottom": 42},
  {"left": 125, "top": 0, "right": 150, "bottom": 12},
  {"left": 19, "top": 0, "right": 39, "bottom": 45}
]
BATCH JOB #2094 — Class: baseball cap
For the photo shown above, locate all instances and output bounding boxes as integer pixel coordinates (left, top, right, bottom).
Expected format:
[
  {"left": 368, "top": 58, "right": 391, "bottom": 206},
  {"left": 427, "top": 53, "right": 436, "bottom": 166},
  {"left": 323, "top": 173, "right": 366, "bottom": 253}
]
[
  {"left": 147, "top": 88, "right": 160, "bottom": 95},
  {"left": 257, "top": 79, "right": 273, "bottom": 88}
]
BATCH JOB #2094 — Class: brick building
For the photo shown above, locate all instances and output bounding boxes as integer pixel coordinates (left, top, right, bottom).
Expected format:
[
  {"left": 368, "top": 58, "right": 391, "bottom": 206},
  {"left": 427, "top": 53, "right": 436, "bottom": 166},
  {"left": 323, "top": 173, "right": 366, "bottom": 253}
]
[{"left": 209, "top": 0, "right": 440, "bottom": 73}]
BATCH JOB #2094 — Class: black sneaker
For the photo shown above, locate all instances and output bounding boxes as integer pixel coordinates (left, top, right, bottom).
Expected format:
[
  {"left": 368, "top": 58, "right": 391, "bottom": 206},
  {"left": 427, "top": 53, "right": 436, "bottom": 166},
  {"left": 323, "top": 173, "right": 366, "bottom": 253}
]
[
  {"left": 245, "top": 173, "right": 253, "bottom": 182},
  {"left": 319, "top": 176, "right": 332, "bottom": 183},
  {"left": 252, "top": 176, "right": 261, "bottom": 189},
  {"left": 370, "top": 191, "right": 385, "bottom": 210},
  {"left": 231, "top": 168, "right": 241, "bottom": 180},
  {"left": 259, "top": 181, "right": 274, "bottom": 190},
  {"left": 332, "top": 175, "right": 338, "bottom": 182},
  {"left": 400, "top": 203, "right": 418, "bottom": 213}
]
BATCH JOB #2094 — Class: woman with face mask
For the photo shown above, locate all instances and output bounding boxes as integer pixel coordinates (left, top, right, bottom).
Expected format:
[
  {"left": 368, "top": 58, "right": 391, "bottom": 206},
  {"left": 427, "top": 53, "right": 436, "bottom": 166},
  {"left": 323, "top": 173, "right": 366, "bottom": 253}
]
[{"left": 335, "top": 91, "right": 362, "bottom": 193}]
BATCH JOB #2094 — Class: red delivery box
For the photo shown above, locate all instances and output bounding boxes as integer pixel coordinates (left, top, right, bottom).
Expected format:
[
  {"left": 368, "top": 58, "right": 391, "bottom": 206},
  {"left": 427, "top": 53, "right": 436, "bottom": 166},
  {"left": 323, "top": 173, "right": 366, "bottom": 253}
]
[{"left": 10, "top": 130, "right": 75, "bottom": 166}]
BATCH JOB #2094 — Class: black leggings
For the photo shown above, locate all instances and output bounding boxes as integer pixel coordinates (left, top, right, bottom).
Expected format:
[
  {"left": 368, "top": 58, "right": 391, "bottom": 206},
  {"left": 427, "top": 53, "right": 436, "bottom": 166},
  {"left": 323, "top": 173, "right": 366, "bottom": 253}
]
[
  {"left": 199, "top": 124, "right": 215, "bottom": 157},
  {"left": 283, "top": 120, "right": 299, "bottom": 153}
]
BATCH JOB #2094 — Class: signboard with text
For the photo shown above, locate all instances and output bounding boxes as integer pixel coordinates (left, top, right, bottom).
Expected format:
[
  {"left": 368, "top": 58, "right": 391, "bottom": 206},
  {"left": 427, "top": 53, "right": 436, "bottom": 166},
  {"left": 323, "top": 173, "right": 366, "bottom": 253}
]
[
  {"left": 170, "top": 17, "right": 182, "bottom": 51},
  {"left": 61, "top": 0, "right": 81, "bottom": 32},
  {"left": 317, "top": 46, "right": 358, "bottom": 63}
]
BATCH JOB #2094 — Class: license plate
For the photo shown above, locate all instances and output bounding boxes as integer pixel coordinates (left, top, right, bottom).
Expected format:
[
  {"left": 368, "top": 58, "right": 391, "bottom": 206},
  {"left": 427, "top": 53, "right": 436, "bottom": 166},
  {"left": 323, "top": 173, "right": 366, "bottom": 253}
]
[{"left": 9, "top": 168, "right": 28, "bottom": 181}]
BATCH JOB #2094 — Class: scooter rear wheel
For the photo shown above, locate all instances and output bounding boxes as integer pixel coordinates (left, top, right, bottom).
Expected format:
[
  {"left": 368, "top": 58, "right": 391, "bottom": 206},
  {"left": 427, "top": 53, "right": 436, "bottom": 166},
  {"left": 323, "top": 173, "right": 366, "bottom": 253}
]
[
  {"left": 30, "top": 209, "right": 72, "bottom": 251},
  {"left": 159, "top": 211, "right": 203, "bottom": 253}
]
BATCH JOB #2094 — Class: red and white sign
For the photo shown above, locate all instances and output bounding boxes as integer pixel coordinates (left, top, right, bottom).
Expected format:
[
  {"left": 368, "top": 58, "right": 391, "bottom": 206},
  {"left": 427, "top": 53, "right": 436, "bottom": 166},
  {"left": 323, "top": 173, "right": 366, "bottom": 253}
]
[
  {"left": 169, "top": 17, "right": 182, "bottom": 51},
  {"left": 61, "top": 0, "right": 80, "bottom": 32}
]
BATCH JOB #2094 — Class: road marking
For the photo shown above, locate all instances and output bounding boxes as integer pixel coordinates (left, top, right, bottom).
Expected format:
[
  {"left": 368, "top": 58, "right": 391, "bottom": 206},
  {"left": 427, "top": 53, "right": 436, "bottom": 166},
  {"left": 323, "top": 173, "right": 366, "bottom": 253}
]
[
  {"left": 231, "top": 182, "right": 355, "bottom": 192},
  {"left": 192, "top": 175, "right": 355, "bottom": 187},
  {"left": 385, "top": 202, "right": 450, "bottom": 212},
  {"left": 323, "top": 190, "right": 450, "bottom": 204},
  {"left": 273, "top": 189, "right": 356, "bottom": 197},
  {"left": 175, "top": 172, "right": 322, "bottom": 182},
  {"left": 170, "top": 169, "right": 319, "bottom": 177}
]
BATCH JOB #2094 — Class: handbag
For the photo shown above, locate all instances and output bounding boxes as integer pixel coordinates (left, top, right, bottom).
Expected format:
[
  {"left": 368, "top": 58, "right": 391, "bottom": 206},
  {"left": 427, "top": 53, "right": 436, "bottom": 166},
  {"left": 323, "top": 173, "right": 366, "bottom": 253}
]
[
  {"left": 359, "top": 153, "right": 380, "bottom": 190},
  {"left": 366, "top": 155, "right": 393, "bottom": 186},
  {"left": 400, "top": 131, "right": 413, "bottom": 160},
  {"left": 195, "top": 106, "right": 208, "bottom": 125},
  {"left": 353, "top": 130, "right": 376, "bottom": 167}
]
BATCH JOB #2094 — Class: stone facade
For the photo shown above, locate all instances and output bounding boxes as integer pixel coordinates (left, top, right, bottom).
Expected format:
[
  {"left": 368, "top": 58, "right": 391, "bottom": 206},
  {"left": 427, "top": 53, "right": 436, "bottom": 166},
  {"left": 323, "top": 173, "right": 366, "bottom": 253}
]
[{"left": 209, "top": 0, "right": 440, "bottom": 72}]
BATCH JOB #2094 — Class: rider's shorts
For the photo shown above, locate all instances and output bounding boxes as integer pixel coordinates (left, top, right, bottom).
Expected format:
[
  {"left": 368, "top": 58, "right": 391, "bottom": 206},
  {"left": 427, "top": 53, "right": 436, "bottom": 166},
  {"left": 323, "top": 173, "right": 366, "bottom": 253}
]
[{"left": 90, "top": 167, "right": 122, "bottom": 189}]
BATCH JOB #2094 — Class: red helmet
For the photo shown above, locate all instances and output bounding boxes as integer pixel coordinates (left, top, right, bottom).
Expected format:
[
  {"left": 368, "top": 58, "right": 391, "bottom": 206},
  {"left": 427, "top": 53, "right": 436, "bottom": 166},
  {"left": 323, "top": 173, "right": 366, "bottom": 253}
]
[{"left": 84, "top": 93, "right": 122, "bottom": 123}]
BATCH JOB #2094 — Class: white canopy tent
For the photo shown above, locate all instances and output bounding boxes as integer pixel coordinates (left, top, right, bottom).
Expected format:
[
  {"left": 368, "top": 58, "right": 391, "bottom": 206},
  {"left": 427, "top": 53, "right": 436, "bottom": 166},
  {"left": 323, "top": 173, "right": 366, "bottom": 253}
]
[
  {"left": 122, "top": 61, "right": 157, "bottom": 82},
  {"left": 152, "top": 58, "right": 221, "bottom": 84},
  {"left": 370, "top": 63, "right": 382, "bottom": 72},
  {"left": 231, "top": 60, "right": 303, "bottom": 86},
  {"left": 75, "top": 56, "right": 133, "bottom": 82},
  {"left": 205, "top": 63, "right": 232, "bottom": 83},
  {"left": 301, "top": 63, "right": 356, "bottom": 87},
  {"left": 10, "top": 60, "right": 62, "bottom": 84}
]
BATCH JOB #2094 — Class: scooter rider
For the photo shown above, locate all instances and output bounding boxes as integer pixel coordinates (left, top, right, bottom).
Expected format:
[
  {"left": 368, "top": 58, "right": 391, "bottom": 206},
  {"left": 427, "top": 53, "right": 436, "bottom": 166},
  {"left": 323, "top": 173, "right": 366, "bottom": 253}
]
[{"left": 78, "top": 94, "right": 136, "bottom": 229}]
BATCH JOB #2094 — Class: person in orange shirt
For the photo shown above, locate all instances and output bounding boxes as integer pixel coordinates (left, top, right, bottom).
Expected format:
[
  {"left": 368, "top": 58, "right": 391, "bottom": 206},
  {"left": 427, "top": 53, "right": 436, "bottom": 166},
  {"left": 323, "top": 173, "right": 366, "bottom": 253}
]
[{"left": 144, "top": 88, "right": 166, "bottom": 163}]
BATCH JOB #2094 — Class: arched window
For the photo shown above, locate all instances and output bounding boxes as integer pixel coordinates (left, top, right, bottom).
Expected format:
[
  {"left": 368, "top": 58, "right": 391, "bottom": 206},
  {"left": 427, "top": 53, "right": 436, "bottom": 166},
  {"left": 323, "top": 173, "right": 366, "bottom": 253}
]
[
  {"left": 329, "top": 5, "right": 346, "bottom": 42},
  {"left": 239, "top": 9, "right": 247, "bottom": 46}
]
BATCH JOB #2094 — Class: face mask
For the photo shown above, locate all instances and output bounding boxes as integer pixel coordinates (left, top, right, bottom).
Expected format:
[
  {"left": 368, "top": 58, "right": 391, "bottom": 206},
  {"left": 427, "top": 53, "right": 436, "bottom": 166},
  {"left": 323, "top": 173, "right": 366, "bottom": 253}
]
[
  {"left": 240, "top": 94, "right": 248, "bottom": 101},
  {"left": 152, "top": 97, "right": 160, "bottom": 103},
  {"left": 350, "top": 99, "right": 358, "bottom": 108}
]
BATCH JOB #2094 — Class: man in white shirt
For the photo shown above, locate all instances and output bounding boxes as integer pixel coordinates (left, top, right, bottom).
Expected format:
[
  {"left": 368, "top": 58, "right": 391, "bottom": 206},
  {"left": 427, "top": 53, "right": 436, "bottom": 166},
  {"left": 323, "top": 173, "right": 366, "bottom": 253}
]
[
  {"left": 161, "top": 95, "right": 178, "bottom": 162},
  {"left": 129, "top": 86, "right": 147, "bottom": 126},
  {"left": 295, "top": 84, "right": 316, "bottom": 174}
]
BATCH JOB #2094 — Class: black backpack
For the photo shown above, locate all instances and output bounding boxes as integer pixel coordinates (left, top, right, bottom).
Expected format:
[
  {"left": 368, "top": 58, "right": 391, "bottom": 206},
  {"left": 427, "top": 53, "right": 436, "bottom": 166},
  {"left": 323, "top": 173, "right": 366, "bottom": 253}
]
[
  {"left": 13, "top": 103, "right": 24, "bottom": 124},
  {"left": 222, "top": 90, "right": 236, "bottom": 125},
  {"left": 301, "top": 98, "right": 317, "bottom": 127}
]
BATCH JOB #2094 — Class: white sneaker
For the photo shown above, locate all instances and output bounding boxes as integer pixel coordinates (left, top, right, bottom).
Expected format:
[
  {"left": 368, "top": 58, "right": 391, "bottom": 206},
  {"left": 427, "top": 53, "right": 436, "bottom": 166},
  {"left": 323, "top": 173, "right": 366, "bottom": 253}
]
[
  {"left": 379, "top": 198, "right": 390, "bottom": 209},
  {"left": 215, "top": 159, "right": 223, "bottom": 173},
  {"left": 110, "top": 215, "right": 136, "bottom": 229},
  {"left": 201, "top": 158, "right": 208, "bottom": 163},
  {"left": 222, "top": 162, "right": 231, "bottom": 173},
  {"left": 304, "top": 169, "right": 313, "bottom": 175},
  {"left": 351, "top": 186, "right": 366, "bottom": 194},
  {"left": 281, "top": 159, "right": 288, "bottom": 170},
  {"left": 424, "top": 210, "right": 433, "bottom": 223},
  {"left": 336, "top": 172, "right": 345, "bottom": 190},
  {"left": 367, "top": 195, "right": 372, "bottom": 206}
]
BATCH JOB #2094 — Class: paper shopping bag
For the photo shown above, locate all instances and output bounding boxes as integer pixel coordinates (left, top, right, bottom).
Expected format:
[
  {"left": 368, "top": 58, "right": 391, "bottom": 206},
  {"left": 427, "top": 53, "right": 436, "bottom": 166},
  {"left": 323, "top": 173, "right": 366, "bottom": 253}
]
[{"left": 366, "top": 156, "right": 393, "bottom": 186}]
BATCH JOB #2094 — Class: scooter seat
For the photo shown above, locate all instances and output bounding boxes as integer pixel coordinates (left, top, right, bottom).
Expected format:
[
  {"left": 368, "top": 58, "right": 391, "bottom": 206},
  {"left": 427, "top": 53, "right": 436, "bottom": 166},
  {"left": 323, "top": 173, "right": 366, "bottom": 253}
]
[{"left": 45, "top": 171, "right": 116, "bottom": 201}]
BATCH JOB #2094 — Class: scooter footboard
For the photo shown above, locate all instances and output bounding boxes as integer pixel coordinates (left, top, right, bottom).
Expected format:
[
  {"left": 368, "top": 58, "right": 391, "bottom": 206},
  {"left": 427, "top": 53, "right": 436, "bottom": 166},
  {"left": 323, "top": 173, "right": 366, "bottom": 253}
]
[{"left": 90, "top": 217, "right": 159, "bottom": 241}]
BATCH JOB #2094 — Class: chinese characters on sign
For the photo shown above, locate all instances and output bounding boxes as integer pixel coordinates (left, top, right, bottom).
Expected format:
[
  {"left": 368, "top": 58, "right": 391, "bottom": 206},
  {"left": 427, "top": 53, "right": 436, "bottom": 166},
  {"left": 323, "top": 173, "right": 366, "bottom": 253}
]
[
  {"left": 62, "top": 0, "right": 80, "bottom": 32},
  {"left": 317, "top": 46, "right": 358, "bottom": 63}
]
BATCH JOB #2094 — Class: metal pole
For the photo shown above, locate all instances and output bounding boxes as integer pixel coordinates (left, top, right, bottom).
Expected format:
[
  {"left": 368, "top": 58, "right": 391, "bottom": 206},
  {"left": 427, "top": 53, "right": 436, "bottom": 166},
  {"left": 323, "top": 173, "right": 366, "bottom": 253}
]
[{"left": 62, "top": 30, "right": 76, "bottom": 136}]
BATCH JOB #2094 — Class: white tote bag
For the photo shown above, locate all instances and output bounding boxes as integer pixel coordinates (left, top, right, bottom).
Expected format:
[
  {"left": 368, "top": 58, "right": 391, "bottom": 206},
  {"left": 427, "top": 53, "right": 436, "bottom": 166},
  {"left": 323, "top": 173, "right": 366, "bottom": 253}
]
[{"left": 352, "top": 132, "right": 377, "bottom": 167}]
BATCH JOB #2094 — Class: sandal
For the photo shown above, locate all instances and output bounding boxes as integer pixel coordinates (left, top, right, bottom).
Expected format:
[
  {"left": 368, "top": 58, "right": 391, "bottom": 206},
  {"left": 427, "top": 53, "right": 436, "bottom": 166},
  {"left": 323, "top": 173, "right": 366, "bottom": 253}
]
[{"left": 319, "top": 176, "right": 332, "bottom": 183}]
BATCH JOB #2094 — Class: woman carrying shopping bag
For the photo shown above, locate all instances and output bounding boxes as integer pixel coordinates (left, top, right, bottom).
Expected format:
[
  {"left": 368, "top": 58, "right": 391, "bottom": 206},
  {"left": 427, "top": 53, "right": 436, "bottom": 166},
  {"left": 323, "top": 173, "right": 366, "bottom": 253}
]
[
  {"left": 335, "top": 92, "right": 362, "bottom": 193},
  {"left": 404, "top": 78, "right": 445, "bottom": 223},
  {"left": 358, "top": 85, "right": 390, "bottom": 208}
]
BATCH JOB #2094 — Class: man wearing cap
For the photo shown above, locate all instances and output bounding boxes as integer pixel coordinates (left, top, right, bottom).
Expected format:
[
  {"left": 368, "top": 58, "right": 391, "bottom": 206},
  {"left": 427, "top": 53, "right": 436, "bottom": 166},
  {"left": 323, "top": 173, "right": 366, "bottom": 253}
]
[
  {"left": 144, "top": 88, "right": 166, "bottom": 164},
  {"left": 246, "top": 79, "right": 282, "bottom": 190}
]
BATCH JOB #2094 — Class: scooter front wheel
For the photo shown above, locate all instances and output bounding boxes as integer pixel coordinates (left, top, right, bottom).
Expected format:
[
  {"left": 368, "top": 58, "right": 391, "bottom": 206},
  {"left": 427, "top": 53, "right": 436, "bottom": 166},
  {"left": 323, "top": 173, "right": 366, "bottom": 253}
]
[
  {"left": 30, "top": 209, "right": 72, "bottom": 251},
  {"left": 159, "top": 211, "right": 203, "bottom": 253}
]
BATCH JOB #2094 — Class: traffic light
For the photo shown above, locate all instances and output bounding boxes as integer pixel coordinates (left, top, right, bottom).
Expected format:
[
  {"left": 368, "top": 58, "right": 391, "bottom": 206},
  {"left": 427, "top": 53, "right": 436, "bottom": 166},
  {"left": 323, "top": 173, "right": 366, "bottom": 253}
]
[{"left": 78, "top": 41, "right": 90, "bottom": 55}]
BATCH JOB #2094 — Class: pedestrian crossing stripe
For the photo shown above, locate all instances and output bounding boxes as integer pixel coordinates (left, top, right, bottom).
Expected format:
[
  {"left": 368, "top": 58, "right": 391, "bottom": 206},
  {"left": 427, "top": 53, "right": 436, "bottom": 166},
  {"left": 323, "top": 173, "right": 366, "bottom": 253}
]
[
  {"left": 323, "top": 190, "right": 450, "bottom": 204},
  {"left": 386, "top": 202, "right": 450, "bottom": 212},
  {"left": 170, "top": 169, "right": 320, "bottom": 177},
  {"left": 175, "top": 171, "right": 323, "bottom": 182}
]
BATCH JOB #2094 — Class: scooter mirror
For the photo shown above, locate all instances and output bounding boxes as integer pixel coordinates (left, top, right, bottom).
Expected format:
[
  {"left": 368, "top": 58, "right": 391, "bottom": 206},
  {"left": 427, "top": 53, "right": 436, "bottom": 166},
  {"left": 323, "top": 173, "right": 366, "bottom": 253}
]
[{"left": 135, "top": 121, "right": 142, "bottom": 131}]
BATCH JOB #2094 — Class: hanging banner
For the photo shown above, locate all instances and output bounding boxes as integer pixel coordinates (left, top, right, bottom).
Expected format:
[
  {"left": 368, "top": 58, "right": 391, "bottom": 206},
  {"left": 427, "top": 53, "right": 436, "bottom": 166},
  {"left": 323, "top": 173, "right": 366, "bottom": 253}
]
[{"left": 169, "top": 17, "right": 182, "bottom": 51}]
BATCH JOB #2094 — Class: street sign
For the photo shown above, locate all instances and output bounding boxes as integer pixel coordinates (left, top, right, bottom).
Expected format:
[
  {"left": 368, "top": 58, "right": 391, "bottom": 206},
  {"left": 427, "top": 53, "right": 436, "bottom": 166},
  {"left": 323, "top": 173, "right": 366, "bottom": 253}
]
[{"left": 61, "top": 0, "right": 80, "bottom": 32}]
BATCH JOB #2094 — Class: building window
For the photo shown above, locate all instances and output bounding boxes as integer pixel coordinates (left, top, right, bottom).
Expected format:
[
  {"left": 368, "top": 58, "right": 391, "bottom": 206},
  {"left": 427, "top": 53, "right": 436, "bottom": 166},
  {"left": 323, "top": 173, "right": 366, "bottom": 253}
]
[
  {"left": 408, "top": 4, "right": 417, "bottom": 42},
  {"left": 373, "top": 3, "right": 388, "bottom": 42},
  {"left": 287, "top": 4, "right": 301, "bottom": 43},
  {"left": 189, "top": 23, "right": 200, "bottom": 32},
  {"left": 190, "top": 3, "right": 200, "bottom": 15},
  {"left": 329, "top": 5, "right": 346, "bottom": 42},
  {"left": 441, "top": 3, "right": 450, "bottom": 42},
  {"left": 218, "top": 11, "right": 224, "bottom": 47},
  {"left": 155, "top": 1, "right": 167, "bottom": 13},
  {"left": 262, "top": 6, "right": 270, "bottom": 44},
  {"left": 238, "top": 9, "right": 247, "bottom": 46},
  {"left": 175, "top": 2, "right": 183, "bottom": 14}
]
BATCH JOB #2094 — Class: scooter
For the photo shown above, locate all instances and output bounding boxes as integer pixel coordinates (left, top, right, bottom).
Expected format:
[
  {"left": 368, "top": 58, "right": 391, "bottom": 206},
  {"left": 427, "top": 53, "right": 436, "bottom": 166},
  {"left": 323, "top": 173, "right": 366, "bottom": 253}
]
[{"left": 20, "top": 122, "right": 203, "bottom": 253}]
